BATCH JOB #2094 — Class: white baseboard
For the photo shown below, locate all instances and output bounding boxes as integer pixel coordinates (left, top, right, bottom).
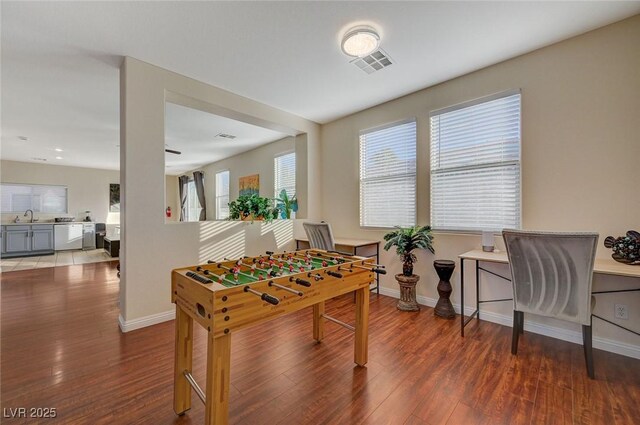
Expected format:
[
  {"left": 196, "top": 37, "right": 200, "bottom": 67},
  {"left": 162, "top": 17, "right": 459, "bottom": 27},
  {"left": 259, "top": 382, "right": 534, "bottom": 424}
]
[
  {"left": 378, "top": 286, "right": 640, "bottom": 360},
  {"left": 118, "top": 310, "right": 175, "bottom": 333}
]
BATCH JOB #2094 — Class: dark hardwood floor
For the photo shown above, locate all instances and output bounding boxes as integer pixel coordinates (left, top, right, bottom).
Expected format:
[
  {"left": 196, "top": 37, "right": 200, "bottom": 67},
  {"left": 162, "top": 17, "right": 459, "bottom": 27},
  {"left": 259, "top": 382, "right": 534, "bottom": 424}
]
[{"left": 1, "top": 262, "right": 639, "bottom": 424}]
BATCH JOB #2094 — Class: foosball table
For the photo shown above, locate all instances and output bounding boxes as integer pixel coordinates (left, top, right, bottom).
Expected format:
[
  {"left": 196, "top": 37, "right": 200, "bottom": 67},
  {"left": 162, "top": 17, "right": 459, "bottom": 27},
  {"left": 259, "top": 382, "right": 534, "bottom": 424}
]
[{"left": 171, "top": 249, "right": 386, "bottom": 425}]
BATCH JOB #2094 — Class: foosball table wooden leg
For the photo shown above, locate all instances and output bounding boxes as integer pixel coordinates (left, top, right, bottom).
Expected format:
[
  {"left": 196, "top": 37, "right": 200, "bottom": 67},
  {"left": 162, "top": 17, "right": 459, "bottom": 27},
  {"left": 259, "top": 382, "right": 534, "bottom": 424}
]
[
  {"left": 354, "top": 287, "right": 370, "bottom": 367},
  {"left": 313, "top": 301, "right": 325, "bottom": 342},
  {"left": 204, "top": 332, "right": 231, "bottom": 425},
  {"left": 174, "top": 305, "right": 193, "bottom": 415}
]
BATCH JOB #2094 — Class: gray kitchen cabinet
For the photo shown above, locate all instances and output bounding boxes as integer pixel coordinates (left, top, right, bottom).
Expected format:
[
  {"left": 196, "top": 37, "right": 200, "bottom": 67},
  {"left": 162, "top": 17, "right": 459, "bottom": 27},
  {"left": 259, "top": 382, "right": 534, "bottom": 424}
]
[
  {"left": 5, "top": 226, "right": 31, "bottom": 253},
  {"left": 32, "top": 225, "right": 54, "bottom": 252},
  {"left": 1, "top": 226, "right": 5, "bottom": 255},
  {"left": 2, "top": 224, "right": 55, "bottom": 258}
]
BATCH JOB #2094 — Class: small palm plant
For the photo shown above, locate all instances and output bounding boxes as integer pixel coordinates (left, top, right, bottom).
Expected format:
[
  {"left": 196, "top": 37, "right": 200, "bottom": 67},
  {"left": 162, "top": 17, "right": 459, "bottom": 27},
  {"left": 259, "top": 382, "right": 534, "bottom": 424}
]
[
  {"left": 274, "top": 189, "right": 298, "bottom": 219},
  {"left": 383, "top": 225, "right": 435, "bottom": 276}
]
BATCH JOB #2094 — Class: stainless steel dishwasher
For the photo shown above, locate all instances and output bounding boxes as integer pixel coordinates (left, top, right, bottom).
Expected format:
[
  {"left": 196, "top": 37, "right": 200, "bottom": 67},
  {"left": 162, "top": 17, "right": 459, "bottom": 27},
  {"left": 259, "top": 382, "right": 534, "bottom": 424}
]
[{"left": 82, "top": 223, "right": 96, "bottom": 250}]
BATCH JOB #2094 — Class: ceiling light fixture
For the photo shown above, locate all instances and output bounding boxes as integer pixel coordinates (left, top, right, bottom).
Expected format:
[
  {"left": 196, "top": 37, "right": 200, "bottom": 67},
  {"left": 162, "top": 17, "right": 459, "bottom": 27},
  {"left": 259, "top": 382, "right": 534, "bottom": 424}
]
[
  {"left": 55, "top": 156, "right": 63, "bottom": 160},
  {"left": 341, "top": 25, "right": 380, "bottom": 58},
  {"left": 55, "top": 148, "right": 63, "bottom": 152}
]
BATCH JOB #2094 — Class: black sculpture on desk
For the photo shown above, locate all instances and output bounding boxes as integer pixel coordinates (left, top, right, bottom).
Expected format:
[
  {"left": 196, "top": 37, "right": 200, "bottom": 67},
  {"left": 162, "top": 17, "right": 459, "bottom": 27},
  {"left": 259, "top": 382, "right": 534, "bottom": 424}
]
[{"left": 604, "top": 230, "right": 640, "bottom": 265}]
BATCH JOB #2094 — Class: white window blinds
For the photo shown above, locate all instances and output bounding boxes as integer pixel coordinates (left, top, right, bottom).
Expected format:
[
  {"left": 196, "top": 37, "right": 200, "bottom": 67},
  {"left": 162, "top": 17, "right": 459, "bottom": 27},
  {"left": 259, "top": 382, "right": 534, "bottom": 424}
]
[
  {"left": 359, "top": 120, "right": 417, "bottom": 228},
  {"left": 430, "top": 91, "right": 521, "bottom": 231},
  {"left": 274, "top": 152, "right": 296, "bottom": 198},
  {"left": 215, "top": 171, "right": 230, "bottom": 220},
  {"left": 0, "top": 184, "right": 68, "bottom": 213}
]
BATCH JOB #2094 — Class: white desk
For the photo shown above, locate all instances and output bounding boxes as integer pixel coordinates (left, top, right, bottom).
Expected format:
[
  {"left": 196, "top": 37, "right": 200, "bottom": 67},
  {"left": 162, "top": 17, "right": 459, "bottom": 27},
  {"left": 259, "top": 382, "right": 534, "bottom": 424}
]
[{"left": 458, "top": 249, "right": 640, "bottom": 337}]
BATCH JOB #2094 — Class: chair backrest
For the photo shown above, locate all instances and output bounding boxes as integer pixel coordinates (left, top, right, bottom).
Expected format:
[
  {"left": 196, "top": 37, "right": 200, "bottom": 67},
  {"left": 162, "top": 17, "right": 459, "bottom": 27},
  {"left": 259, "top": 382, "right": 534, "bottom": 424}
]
[
  {"left": 502, "top": 230, "right": 598, "bottom": 325},
  {"left": 303, "top": 222, "right": 335, "bottom": 251}
]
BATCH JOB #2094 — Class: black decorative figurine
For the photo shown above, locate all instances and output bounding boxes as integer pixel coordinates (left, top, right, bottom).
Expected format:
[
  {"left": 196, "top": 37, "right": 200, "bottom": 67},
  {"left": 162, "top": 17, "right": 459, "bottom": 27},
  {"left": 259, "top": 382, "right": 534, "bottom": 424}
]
[{"left": 604, "top": 230, "right": 640, "bottom": 265}]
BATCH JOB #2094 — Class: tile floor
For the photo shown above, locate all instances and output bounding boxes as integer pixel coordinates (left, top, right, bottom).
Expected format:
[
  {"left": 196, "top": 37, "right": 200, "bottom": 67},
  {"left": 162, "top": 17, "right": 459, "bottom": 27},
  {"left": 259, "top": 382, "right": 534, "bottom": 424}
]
[{"left": 0, "top": 249, "right": 117, "bottom": 272}]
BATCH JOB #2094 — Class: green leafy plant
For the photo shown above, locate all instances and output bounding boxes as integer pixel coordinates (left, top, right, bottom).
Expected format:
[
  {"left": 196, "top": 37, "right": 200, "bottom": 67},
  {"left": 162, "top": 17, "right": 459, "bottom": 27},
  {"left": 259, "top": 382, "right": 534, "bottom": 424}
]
[
  {"left": 383, "top": 225, "right": 435, "bottom": 276},
  {"left": 274, "top": 189, "right": 298, "bottom": 219},
  {"left": 228, "top": 194, "right": 280, "bottom": 223}
]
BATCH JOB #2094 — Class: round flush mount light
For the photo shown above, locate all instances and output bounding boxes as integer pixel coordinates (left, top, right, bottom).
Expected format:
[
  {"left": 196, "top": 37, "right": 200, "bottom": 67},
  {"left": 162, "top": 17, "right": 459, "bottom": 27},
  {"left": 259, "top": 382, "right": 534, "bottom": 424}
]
[{"left": 341, "top": 25, "right": 380, "bottom": 57}]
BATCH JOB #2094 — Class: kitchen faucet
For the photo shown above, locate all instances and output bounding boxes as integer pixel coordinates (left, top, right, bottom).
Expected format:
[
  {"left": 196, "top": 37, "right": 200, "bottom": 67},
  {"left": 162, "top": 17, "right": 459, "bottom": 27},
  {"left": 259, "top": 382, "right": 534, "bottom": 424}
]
[{"left": 24, "top": 209, "right": 34, "bottom": 223}]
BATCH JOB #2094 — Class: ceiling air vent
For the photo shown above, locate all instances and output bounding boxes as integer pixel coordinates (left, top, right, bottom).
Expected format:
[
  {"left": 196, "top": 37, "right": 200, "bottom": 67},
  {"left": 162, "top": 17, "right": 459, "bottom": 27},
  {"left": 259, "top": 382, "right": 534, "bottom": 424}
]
[
  {"left": 351, "top": 49, "right": 393, "bottom": 74},
  {"left": 215, "top": 133, "right": 236, "bottom": 140},
  {"left": 31, "top": 157, "right": 47, "bottom": 162}
]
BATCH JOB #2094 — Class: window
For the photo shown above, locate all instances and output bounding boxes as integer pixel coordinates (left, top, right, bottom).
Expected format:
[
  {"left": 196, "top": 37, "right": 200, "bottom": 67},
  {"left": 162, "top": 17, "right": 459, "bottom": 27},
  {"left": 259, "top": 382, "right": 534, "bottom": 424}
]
[
  {"left": 359, "top": 119, "right": 417, "bottom": 228},
  {"left": 430, "top": 91, "right": 521, "bottom": 231},
  {"left": 0, "top": 183, "right": 68, "bottom": 213},
  {"left": 185, "top": 180, "right": 201, "bottom": 222},
  {"left": 215, "top": 170, "right": 230, "bottom": 220},
  {"left": 274, "top": 152, "right": 296, "bottom": 198}
]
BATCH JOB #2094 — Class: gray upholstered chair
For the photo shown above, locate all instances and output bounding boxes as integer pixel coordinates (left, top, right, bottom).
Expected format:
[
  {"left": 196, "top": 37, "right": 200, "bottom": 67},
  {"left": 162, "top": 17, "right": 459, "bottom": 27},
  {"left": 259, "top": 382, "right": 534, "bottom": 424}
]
[
  {"left": 303, "top": 221, "right": 336, "bottom": 251},
  {"left": 502, "top": 230, "right": 599, "bottom": 379}
]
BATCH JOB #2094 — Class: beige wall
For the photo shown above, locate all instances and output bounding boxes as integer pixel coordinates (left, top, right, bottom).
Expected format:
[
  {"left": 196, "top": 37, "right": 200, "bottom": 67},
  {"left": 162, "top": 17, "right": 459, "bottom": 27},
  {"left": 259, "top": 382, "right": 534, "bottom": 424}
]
[
  {"left": 1, "top": 160, "right": 120, "bottom": 231},
  {"left": 164, "top": 175, "right": 179, "bottom": 222},
  {"left": 320, "top": 17, "right": 640, "bottom": 354},
  {"left": 120, "top": 57, "right": 320, "bottom": 327}
]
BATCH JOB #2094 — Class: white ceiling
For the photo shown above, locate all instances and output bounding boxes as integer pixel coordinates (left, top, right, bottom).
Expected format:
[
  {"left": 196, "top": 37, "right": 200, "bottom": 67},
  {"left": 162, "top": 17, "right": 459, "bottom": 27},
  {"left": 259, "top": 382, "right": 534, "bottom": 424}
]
[
  {"left": 2, "top": 2, "right": 639, "bottom": 171},
  {"left": 165, "top": 103, "right": 289, "bottom": 175}
]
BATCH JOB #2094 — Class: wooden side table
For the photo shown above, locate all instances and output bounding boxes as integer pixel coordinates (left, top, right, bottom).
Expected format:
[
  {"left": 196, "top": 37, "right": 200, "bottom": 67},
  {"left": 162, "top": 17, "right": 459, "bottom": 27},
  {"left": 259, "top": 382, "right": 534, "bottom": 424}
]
[
  {"left": 433, "top": 260, "right": 456, "bottom": 319},
  {"left": 395, "top": 274, "right": 420, "bottom": 311}
]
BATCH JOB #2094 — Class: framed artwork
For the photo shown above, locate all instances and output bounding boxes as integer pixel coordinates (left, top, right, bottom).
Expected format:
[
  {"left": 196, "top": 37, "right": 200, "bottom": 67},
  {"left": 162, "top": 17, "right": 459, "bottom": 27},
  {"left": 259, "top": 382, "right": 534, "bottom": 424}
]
[
  {"left": 239, "top": 174, "right": 259, "bottom": 196},
  {"left": 110, "top": 183, "right": 120, "bottom": 212}
]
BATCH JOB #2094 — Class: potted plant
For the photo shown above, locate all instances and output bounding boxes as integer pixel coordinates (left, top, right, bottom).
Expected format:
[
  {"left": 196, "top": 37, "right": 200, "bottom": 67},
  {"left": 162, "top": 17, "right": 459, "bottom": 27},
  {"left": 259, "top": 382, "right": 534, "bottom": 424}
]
[
  {"left": 383, "top": 225, "right": 435, "bottom": 275},
  {"left": 274, "top": 189, "right": 298, "bottom": 219},
  {"left": 228, "top": 194, "right": 280, "bottom": 223},
  {"left": 383, "top": 225, "right": 435, "bottom": 311}
]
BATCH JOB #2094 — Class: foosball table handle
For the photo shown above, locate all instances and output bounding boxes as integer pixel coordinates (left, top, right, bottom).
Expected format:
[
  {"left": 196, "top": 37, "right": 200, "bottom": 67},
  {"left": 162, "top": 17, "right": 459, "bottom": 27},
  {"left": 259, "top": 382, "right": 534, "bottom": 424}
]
[
  {"left": 290, "top": 277, "right": 311, "bottom": 287},
  {"left": 372, "top": 268, "right": 387, "bottom": 275},
  {"left": 327, "top": 271, "right": 343, "bottom": 278},
  {"left": 261, "top": 293, "right": 280, "bottom": 305},
  {"left": 244, "top": 286, "right": 280, "bottom": 305}
]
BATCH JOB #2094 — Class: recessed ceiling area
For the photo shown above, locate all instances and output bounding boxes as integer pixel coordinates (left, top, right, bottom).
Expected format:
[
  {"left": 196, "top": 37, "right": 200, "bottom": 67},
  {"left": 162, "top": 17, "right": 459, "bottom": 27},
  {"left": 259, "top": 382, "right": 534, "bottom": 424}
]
[
  {"left": 164, "top": 103, "right": 290, "bottom": 176},
  {"left": 1, "top": 2, "right": 639, "bottom": 170}
]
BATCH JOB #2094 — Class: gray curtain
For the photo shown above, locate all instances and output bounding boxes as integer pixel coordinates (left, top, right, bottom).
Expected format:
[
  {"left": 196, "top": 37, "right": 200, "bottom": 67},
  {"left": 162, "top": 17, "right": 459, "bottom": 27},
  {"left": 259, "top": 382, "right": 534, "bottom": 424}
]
[
  {"left": 193, "top": 171, "right": 207, "bottom": 221},
  {"left": 178, "top": 175, "right": 189, "bottom": 222}
]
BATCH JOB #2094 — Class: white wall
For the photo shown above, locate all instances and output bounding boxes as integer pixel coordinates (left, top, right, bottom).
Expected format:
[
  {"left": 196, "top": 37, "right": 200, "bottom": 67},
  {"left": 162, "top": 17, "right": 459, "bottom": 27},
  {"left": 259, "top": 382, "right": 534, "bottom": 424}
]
[
  {"left": 1, "top": 160, "right": 120, "bottom": 232},
  {"left": 320, "top": 16, "right": 640, "bottom": 357},
  {"left": 120, "top": 57, "right": 321, "bottom": 328}
]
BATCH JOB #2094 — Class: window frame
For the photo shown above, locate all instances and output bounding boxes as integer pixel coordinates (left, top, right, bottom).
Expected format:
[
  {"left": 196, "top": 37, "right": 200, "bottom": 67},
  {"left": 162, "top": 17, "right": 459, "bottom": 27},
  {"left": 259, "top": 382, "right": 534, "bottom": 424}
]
[
  {"left": 358, "top": 117, "right": 418, "bottom": 229},
  {"left": 215, "top": 169, "right": 230, "bottom": 220},
  {"left": 184, "top": 178, "right": 201, "bottom": 222},
  {"left": 429, "top": 89, "right": 522, "bottom": 233}
]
